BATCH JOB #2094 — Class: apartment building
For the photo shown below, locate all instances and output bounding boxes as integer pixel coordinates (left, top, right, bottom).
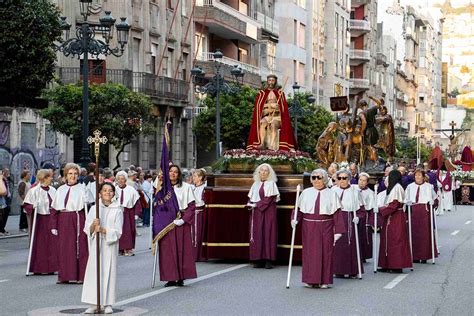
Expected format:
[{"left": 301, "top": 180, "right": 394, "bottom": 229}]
[
  {"left": 320, "top": 0, "right": 351, "bottom": 110},
  {"left": 274, "top": 0, "right": 325, "bottom": 100},
  {"left": 349, "top": 0, "right": 378, "bottom": 105},
  {"left": 54, "top": 0, "right": 195, "bottom": 169}
]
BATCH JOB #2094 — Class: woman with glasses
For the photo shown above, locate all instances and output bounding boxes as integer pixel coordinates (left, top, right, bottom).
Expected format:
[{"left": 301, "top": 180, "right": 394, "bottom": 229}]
[
  {"left": 247, "top": 163, "right": 280, "bottom": 269},
  {"left": 331, "top": 169, "right": 365, "bottom": 278},
  {"left": 291, "top": 169, "right": 344, "bottom": 288},
  {"left": 377, "top": 170, "right": 412, "bottom": 272},
  {"left": 405, "top": 169, "right": 438, "bottom": 263}
]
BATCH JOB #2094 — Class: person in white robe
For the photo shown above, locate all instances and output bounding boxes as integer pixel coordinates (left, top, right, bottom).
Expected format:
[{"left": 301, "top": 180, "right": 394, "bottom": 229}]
[{"left": 82, "top": 182, "right": 123, "bottom": 314}]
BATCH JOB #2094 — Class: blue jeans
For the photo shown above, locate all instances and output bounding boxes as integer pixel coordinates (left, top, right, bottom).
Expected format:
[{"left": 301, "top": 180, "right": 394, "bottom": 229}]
[{"left": 142, "top": 207, "right": 150, "bottom": 226}]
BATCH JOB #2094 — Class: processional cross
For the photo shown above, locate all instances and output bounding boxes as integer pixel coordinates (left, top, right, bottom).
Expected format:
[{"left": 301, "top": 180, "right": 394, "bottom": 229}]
[
  {"left": 435, "top": 121, "right": 471, "bottom": 161},
  {"left": 86, "top": 130, "right": 107, "bottom": 313}
]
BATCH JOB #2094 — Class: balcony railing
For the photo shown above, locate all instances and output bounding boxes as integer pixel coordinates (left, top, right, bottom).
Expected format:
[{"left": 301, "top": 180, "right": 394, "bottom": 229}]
[
  {"left": 256, "top": 12, "right": 279, "bottom": 35},
  {"left": 350, "top": 78, "right": 370, "bottom": 89},
  {"left": 350, "top": 49, "right": 370, "bottom": 60},
  {"left": 196, "top": 0, "right": 259, "bottom": 26},
  {"left": 198, "top": 52, "right": 260, "bottom": 75},
  {"left": 56, "top": 67, "right": 188, "bottom": 101},
  {"left": 349, "top": 19, "right": 371, "bottom": 32}
]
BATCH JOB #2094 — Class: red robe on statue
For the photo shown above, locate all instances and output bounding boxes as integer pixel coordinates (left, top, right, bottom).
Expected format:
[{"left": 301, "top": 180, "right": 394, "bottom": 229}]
[{"left": 247, "top": 88, "right": 296, "bottom": 151}]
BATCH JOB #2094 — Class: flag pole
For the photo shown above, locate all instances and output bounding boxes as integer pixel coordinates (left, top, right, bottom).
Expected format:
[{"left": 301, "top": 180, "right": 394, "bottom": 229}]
[
  {"left": 373, "top": 184, "right": 378, "bottom": 273},
  {"left": 87, "top": 130, "right": 107, "bottom": 313},
  {"left": 25, "top": 208, "right": 38, "bottom": 276},
  {"left": 286, "top": 184, "right": 301, "bottom": 289},
  {"left": 151, "top": 241, "right": 159, "bottom": 288}
]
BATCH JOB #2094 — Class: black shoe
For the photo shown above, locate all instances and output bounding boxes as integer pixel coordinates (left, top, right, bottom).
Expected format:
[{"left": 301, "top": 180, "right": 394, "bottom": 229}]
[
  {"left": 377, "top": 268, "right": 388, "bottom": 273},
  {"left": 265, "top": 261, "right": 273, "bottom": 269},
  {"left": 176, "top": 280, "right": 184, "bottom": 287},
  {"left": 420, "top": 260, "right": 427, "bottom": 264},
  {"left": 164, "top": 281, "right": 177, "bottom": 287},
  {"left": 253, "top": 261, "right": 264, "bottom": 268},
  {"left": 390, "top": 269, "right": 403, "bottom": 273}
]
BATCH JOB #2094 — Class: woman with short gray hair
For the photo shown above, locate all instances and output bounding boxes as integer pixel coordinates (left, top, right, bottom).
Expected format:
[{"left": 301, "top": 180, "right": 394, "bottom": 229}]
[{"left": 291, "top": 169, "right": 345, "bottom": 289}]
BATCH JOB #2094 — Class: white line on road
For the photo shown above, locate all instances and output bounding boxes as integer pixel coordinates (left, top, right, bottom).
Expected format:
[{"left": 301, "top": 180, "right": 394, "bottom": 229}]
[
  {"left": 451, "top": 230, "right": 460, "bottom": 236},
  {"left": 383, "top": 274, "right": 408, "bottom": 289},
  {"left": 0, "top": 279, "right": 9, "bottom": 283},
  {"left": 465, "top": 220, "right": 472, "bottom": 225},
  {"left": 115, "top": 264, "right": 249, "bottom": 306}
]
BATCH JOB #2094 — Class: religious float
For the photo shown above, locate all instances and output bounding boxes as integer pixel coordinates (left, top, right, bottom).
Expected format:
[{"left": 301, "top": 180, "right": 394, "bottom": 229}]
[{"left": 200, "top": 75, "right": 397, "bottom": 262}]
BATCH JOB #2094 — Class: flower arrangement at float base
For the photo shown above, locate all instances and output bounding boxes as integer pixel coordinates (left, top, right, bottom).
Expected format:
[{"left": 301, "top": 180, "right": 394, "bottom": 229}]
[
  {"left": 213, "top": 149, "right": 318, "bottom": 173},
  {"left": 451, "top": 169, "right": 474, "bottom": 181}
]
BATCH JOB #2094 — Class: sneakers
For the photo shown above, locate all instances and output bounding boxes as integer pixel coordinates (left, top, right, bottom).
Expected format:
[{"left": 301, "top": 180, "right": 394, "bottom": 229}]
[
  {"left": 84, "top": 306, "right": 97, "bottom": 314},
  {"left": 20, "top": 228, "right": 28, "bottom": 233},
  {"left": 104, "top": 306, "right": 113, "bottom": 314},
  {"left": 320, "top": 284, "right": 329, "bottom": 289}
]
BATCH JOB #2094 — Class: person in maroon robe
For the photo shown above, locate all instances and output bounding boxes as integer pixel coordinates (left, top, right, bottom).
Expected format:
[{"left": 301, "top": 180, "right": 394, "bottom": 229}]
[
  {"left": 358, "top": 172, "right": 375, "bottom": 261},
  {"left": 191, "top": 168, "right": 207, "bottom": 262},
  {"left": 332, "top": 170, "right": 365, "bottom": 278},
  {"left": 377, "top": 170, "right": 412, "bottom": 272},
  {"left": 247, "top": 75, "right": 296, "bottom": 151},
  {"left": 50, "top": 163, "right": 89, "bottom": 283},
  {"left": 115, "top": 171, "right": 142, "bottom": 256},
  {"left": 428, "top": 143, "right": 444, "bottom": 170},
  {"left": 405, "top": 169, "right": 438, "bottom": 263},
  {"left": 460, "top": 145, "right": 473, "bottom": 171},
  {"left": 159, "top": 165, "right": 197, "bottom": 287},
  {"left": 247, "top": 163, "right": 279, "bottom": 269},
  {"left": 291, "top": 169, "right": 344, "bottom": 288},
  {"left": 23, "top": 169, "right": 58, "bottom": 275}
]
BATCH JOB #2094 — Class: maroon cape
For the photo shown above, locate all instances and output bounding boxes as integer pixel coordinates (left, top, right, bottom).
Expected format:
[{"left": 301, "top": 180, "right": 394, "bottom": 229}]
[
  {"left": 378, "top": 200, "right": 412, "bottom": 269},
  {"left": 249, "top": 185, "right": 278, "bottom": 261},
  {"left": 429, "top": 145, "right": 444, "bottom": 170},
  {"left": 119, "top": 200, "right": 142, "bottom": 251},
  {"left": 247, "top": 88, "right": 296, "bottom": 151},
  {"left": 159, "top": 202, "right": 197, "bottom": 281},
  {"left": 460, "top": 146, "right": 473, "bottom": 171},
  {"left": 24, "top": 203, "right": 58, "bottom": 274},
  {"left": 294, "top": 198, "right": 345, "bottom": 285},
  {"left": 333, "top": 208, "right": 366, "bottom": 276},
  {"left": 50, "top": 208, "right": 88, "bottom": 282},
  {"left": 410, "top": 203, "right": 438, "bottom": 261}
]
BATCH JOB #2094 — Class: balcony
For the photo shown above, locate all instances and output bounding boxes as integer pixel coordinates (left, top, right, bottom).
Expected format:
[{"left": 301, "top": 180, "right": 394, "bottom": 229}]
[
  {"left": 349, "top": 19, "right": 370, "bottom": 37},
  {"left": 376, "top": 52, "right": 389, "bottom": 67},
  {"left": 349, "top": 49, "right": 370, "bottom": 66},
  {"left": 195, "top": 0, "right": 260, "bottom": 44},
  {"left": 351, "top": 0, "right": 369, "bottom": 8},
  {"left": 196, "top": 52, "right": 262, "bottom": 87},
  {"left": 56, "top": 67, "right": 188, "bottom": 102},
  {"left": 256, "top": 12, "right": 279, "bottom": 37},
  {"left": 349, "top": 78, "right": 370, "bottom": 93}
]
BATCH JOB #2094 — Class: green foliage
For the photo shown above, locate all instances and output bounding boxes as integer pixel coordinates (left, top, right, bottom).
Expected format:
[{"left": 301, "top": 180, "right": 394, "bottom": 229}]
[
  {"left": 0, "top": 0, "right": 61, "bottom": 105},
  {"left": 193, "top": 85, "right": 258, "bottom": 151},
  {"left": 395, "top": 136, "right": 431, "bottom": 162},
  {"left": 287, "top": 92, "right": 335, "bottom": 155},
  {"left": 461, "top": 108, "right": 473, "bottom": 130},
  {"left": 42, "top": 83, "right": 156, "bottom": 166}
]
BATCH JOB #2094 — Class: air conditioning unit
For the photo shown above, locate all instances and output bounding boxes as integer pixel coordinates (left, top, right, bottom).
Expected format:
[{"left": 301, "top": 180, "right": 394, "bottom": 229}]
[{"left": 181, "top": 108, "right": 193, "bottom": 119}]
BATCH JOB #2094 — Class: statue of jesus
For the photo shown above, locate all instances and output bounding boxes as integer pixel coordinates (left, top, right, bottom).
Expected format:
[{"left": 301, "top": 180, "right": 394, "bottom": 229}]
[{"left": 247, "top": 75, "right": 296, "bottom": 151}]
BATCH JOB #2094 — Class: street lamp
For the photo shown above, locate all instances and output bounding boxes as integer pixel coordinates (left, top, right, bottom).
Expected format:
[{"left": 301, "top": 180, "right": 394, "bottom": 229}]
[
  {"left": 289, "top": 82, "right": 316, "bottom": 140},
  {"left": 191, "top": 49, "right": 245, "bottom": 160},
  {"left": 56, "top": 0, "right": 130, "bottom": 165}
]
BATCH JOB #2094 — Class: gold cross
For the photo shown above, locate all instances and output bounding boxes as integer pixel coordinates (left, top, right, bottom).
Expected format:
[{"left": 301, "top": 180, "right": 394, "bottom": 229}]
[{"left": 87, "top": 130, "right": 108, "bottom": 157}]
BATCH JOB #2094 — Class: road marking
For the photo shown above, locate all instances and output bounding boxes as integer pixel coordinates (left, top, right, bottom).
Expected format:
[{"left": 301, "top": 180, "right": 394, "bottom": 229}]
[
  {"left": 0, "top": 279, "right": 9, "bottom": 283},
  {"left": 465, "top": 220, "right": 472, "bottom": 225},
  {"left": 383, "top": 274, "right": 408, "bottom": 289},
  {"left": 451, "top": 230, "right": 460, "bottom": 236},
  {"left": 115, "top": 264, "right": 249, "bottom": 306}
]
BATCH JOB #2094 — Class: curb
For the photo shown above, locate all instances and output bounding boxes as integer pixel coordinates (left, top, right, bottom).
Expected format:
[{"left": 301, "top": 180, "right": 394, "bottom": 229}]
[{"left": 0, "top": 233, "right": 28, "bottom": 240}]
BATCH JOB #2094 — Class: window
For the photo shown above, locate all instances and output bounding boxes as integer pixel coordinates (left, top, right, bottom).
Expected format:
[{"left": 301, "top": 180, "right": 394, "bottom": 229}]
[
  {"left": 298, "top": 23, "right": 306, "bottom": 48},
  {"left": 293, "top": 20, "right": 298, "bottom": 45},
  {"left": 267, "top": 41, "right": 276, "bottom": 71},
  {"left": 296, "top": 0, "right": 306, "bottom": 8},
  {"left": 21, "top": 123, "right": 37, "bottom": 151},
  {"left": 298, "top": 62, "right": 305, "bottom": 86},
  {"left": 167, "top": 0, "right": 174, "bottom": 10},
  {"left": 181, "top": 1, "right": 186, "bottom": 16}
]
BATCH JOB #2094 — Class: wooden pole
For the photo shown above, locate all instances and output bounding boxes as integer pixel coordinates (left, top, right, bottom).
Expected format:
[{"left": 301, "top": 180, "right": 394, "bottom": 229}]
[{"left": 87, "top": 130, "right": 107, "bottom": 313}]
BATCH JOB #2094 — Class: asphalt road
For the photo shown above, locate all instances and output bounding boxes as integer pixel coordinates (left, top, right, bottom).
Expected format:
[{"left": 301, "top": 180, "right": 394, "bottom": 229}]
[{"left": 0, "top": 205, "right": 472, "bottom": 315}]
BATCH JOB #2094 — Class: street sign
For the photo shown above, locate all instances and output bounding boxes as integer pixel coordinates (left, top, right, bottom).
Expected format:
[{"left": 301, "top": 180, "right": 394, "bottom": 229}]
[{"left": 330, "top": 96, "right": 348, "bottom": 112}]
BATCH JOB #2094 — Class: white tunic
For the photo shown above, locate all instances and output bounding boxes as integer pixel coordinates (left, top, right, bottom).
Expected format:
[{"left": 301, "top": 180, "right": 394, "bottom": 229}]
[
  {"left": 81, "top": 200, "right": 123, "bottom": 305},
  {"left": 192, "top": 184, "right": 206, "bottom": 208},
  {"left": 331, "top": 185, "right": 363, "bottom": 213},
  {"left": 115, "top": 185, "right": 139, "bottom": 209},
  {"left": 51, "top": 183, "right": 89, "bottom": 212},
  {"left": 23, "top": 185, "right": 57, "bottom": 215},
  {"left": 297, "top": 187, "right": 341, "bottom": 215},
  {"left": 437, "top": 172, "right": 455, "bottom": 212},
  {"left": 359, "top": 187, "right": 376, "bottom": 211},
  {"left": 174, "top": 182, "right": 196, "bottom": 211},
  {"left": 405, "top": 182, "right": 436, "bottom": 205},
  {"left": 247, "top": 180, "right": 280, "bottom": 203},
  {"left": 377, "top": 183, "right": 405, "bottom": 207},
  {"left": 86, "top": 181, "right": 97, "bottom": 204}
]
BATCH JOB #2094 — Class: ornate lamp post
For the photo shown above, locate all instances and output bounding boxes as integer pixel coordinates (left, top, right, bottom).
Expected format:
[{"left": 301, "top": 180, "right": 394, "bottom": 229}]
[
  {"left": 191, "top": 49, "right": 244, "bottom": 160},
  {"left": 289, "top": 82, "right": 316, "bottom": 140},
  {"left": 56, "top": 0, "right": 130, "bottom": 165}
]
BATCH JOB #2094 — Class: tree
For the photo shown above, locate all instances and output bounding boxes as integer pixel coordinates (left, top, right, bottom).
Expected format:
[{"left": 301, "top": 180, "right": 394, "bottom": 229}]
[
  {"left": 287, "top": 92, "right": 335, "bottom": 155},
  {"left": 42, "top": 83, "right": 156, "bottom": 169},
  {"left": 193, "top": 85, "right": 258, "bottom": 151},
  {"left": 395, "top": 136, "right": 431, "bottom": 162},
  {"left": 0, "top": 0, "right": 61, "bottom": 106}
]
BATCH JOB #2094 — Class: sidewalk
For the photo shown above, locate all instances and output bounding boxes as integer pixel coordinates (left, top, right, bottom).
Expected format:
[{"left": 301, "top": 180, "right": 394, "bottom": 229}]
[{"left": 0, "top": 215, "right": 28, "bottom": 239}]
